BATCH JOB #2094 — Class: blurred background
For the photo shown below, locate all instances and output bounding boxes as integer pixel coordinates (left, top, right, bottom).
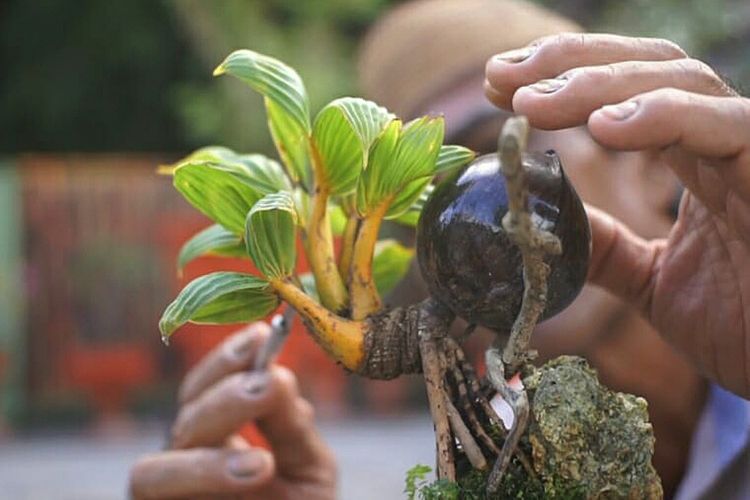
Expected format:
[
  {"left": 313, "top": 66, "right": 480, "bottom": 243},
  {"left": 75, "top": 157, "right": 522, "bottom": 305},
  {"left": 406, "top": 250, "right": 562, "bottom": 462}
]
[{"left": 1, "top": 0, "right": 748, "bottom": 498}]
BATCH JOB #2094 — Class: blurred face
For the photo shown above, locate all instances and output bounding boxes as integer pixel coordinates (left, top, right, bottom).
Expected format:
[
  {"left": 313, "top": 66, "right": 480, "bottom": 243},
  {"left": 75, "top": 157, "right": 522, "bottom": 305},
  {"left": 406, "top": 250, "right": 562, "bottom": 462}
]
[{"left": 439, "top": 83, "right": 680, "bottom": 355}]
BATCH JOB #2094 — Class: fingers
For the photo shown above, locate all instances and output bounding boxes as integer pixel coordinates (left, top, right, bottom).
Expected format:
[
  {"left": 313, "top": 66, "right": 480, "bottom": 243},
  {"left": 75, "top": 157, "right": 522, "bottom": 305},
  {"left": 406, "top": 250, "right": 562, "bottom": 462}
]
[
  {"left": 178, "top": 322, "right": 271, "bottom": 404},
  {"left": 588, "top": 90, "right": 749, "bottom": 159},
  {"left": 129, "top": 447, "right": 274, "bottom": 499},
  {"left": 586, "top": 204, "right": 665, "bottom": 313},
  {"left": 485, "top": 33, "right": 687, "bottom": 109},
  {"left": 172, "top": 365, "right": 333, "bottom": 476},
  {"left": 172, "top": 368, "right": 288, "bottom": 449},
  {"left": 511, "top": 58, "right": 735, "bottom": 130}
]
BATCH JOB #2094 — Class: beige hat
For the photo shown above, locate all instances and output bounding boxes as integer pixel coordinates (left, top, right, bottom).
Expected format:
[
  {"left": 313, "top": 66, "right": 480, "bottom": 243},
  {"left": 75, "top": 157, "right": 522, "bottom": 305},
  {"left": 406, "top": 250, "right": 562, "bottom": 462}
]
[{"left": 358, "top": 0, "right": 581, "bottom": 126}]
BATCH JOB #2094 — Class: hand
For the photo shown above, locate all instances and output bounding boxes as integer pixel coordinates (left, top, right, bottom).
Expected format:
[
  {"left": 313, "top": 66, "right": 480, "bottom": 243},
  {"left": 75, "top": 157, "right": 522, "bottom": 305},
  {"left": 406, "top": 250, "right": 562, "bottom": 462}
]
[
  {"left": 485, "top": 33, "right": 750, "bottom": 397},
  {"left": 129, "top": 323, "right": 337, "bottom": 499}
]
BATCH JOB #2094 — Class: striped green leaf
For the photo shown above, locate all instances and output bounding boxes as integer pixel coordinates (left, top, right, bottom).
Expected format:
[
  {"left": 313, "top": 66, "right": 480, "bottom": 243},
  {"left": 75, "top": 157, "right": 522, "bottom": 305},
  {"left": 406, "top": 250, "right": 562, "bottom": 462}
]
[
  {"left": 373, "top": 239, "right": 414, "bottom": 296},
  {"left": 387, "top": 177, "right": 431, "bottom": 219},
  {"left": 169, "top": 147, "right": 292, "bottom": 194},
  {"left": 214, "top": 50, "right": 311, "bottom": 185},
  {"left": 393, "top": 184, "right": 435, "bottom": 227},
  {"left": 173, "top": 161, "right": 264, "bottom": 235},
  {"left": 266, "top": 98, "right": 311, "bottom": 186},
  {"left": 313, "top": 97, "right": 393, "bottom": 195},
  {"left": 159, "top": 272, "right": 278, "bottom": 342},
  {"left": 177, "top": 224, "right": 247, "bottom": 273},
  {"left": 435, "top": 145, "right": 476, "bottom": 175},
  {"left": 245, "top": 192, "right": 298, "bottom": 279},
  {"left": 357, "top": 116, "right": 444, "bottom": 214}
]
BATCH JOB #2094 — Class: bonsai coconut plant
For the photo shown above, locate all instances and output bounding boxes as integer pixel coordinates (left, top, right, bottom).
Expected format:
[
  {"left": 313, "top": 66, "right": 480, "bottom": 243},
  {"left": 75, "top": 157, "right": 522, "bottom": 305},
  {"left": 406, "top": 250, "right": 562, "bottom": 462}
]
[{"left": 159, "top": 49, "right": 662, "bottom": 498}]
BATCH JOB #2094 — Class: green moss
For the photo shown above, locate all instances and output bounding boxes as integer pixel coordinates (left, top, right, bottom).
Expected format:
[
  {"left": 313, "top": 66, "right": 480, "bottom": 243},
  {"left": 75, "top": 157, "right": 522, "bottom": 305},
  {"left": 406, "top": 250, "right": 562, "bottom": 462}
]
[{"left": 408, "top": 356, "right": 662, "bottom": 499}]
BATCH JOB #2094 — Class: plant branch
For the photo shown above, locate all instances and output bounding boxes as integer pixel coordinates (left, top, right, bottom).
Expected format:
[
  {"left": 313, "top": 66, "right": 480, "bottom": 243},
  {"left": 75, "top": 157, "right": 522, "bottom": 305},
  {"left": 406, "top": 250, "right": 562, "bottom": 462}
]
[
  {"left": 337, "top": 213, "right": 360, "bottom": 282},
  {"left": 271, "top": 278, "right": 364, "bottom": 371},
  {"left": 348, "top": 199, "right": 390, "bottom": 320},
  {"left": 306, "top": 143, "right": 349, "bottom": 313}
]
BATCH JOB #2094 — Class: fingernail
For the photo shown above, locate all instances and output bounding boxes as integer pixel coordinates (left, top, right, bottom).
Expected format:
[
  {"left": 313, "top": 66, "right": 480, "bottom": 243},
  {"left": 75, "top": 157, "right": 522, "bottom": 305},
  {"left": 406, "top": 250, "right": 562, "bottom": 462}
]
[
  {"left": 599, "top": 101, "right": 639, "bottom": 120},
  {"left": 227, "top": 452, "right": 265, "bottom": 478},
  {"left": 231, "top": 335, "right": 255, "bottom": 358},
  {"left": 526, "top": 77, "right": 567, "bottom": 94},
  {"left": 244, "top": 372, "right": 269, "bottom": 397},
  {"left": 493, "top": 45, "right": 536, "bottom": 64}
]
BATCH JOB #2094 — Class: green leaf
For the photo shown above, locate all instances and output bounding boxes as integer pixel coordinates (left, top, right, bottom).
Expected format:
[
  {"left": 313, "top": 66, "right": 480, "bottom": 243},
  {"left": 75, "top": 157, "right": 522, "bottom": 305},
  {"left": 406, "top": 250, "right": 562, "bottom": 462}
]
[
  {"left": 313, "top": 97, "right": 393, "bottom": 194},
  {"left": 159, "top": 272, "right": 279, "bottom": 342},
  {"left": 214, "top": 49, "right": 310, "bottom": 133},
  {"left": 357, "top": 116, "right": 444, "bottom": 214},
  {"left": 329, "top": 204, "right": 348, "bottom": 236},
  {"left": 177, "top": 224, "right": 246, "bottom": 273},
  {"left": 170, "top": 146, "right": 292, "bottom": 194},
  {"left": 245, "top": 192, "right": 298, "bottom": 279},
  {"left": 174, "top": 161, "right": 263, "bottom": 234},
  {"left": 435, "top": 145, "right": 476, "bottom": 175},
  {"left": 160, "top": 146, "right": 236, "bottom": 174},
  {"left": 393, "top": 211, "right": 420, "bottom": 227},
  {"left": 392, "top": 184, "right": 435, "bottom": 227},
  {"left": 213, "top": 50, "right": 312, "bottom": 185},
  {"left": 387, "top": 177, "right": 431, "bottom": 219},
  {"left": 234, "top": 153, "right": 293, "bottom": 194},
  {"left": 356, "top": 119, "right": 401, "bottom": 213},
  {"left": 373, "top": 239, "right": 414, "bottom": 296},
  {"left": 266, "top": 98, "right": 311, "bottom": 186}
]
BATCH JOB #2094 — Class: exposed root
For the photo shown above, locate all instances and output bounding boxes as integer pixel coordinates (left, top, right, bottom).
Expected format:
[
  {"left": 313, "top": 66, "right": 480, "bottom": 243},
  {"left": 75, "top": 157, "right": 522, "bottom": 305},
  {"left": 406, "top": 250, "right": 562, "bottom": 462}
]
[
  {"left": 446, "top": 399, "right": 487, "bottom": 470},
  {"left": 418, "top": 299, "right": 457, "bottom": 480}
]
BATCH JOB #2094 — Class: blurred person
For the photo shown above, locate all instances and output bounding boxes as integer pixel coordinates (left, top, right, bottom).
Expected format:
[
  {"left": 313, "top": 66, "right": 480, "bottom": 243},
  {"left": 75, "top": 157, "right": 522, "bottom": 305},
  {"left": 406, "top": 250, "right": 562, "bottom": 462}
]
[
  {"left": 361, "top": 1, "right": 702, "bottom": 493},
  {"left": 131, "top": 0, "right": 750, "bottom": 498}
]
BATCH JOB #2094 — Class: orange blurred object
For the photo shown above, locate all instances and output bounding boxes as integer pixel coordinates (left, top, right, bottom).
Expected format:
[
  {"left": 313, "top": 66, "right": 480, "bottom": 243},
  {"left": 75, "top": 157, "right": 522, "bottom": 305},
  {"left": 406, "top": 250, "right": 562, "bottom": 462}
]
[{"left": 62, "top": 343, "right": 157, "bottom": 418}]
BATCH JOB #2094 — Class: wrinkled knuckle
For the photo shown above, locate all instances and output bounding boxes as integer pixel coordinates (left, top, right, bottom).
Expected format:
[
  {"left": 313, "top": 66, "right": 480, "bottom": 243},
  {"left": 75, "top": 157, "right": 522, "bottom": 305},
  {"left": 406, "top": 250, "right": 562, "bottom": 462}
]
[
  {"left": 545, "top": 32, "right": 587, "bottom": 56},
  {"left": 531, "top": 32, "right": 578, "bottom": 60},
  {"left": 568, "top": 63, "right": 617, "bottom": 87},
  {"left": 679, "top": 58, "right": 725, "bottom": 92}
]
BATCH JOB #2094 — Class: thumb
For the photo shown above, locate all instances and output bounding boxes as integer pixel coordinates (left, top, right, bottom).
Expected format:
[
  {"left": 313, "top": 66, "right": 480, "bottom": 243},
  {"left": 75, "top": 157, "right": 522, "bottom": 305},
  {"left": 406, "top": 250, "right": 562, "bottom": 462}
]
[{"left": 585, "top": 204, "right": 664, "bottom": 314}]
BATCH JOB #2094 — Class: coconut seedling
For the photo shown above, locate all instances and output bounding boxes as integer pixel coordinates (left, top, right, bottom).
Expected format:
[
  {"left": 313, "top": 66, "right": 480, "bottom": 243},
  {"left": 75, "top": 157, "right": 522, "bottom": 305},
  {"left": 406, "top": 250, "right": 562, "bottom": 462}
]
[{"left": 160, "top": 49, "right": 662, "bottom": 498}]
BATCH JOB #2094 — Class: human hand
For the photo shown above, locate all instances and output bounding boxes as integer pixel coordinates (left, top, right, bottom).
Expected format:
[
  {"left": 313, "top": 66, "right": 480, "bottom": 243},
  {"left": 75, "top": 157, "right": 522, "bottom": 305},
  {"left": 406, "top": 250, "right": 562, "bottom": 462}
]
[
  {"left": 485, "top": 33, "right": 750, "bottom": 397},
  {"left": 129, "top": 323, "right": 337, "bottom": 499}
]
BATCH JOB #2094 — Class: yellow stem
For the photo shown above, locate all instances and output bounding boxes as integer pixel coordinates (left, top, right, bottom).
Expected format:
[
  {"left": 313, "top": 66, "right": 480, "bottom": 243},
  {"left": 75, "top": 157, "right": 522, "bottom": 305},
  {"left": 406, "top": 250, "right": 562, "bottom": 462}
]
[
  {"left": 306, "top": 143, "right": 349, "bottom": 313},
  {"left": 271, "top": 278, "right": 365, "bottom": 371},
  {"left": 349, "top": 200, "right": 390, "bottom": 320},
  {"left": 337, "top": 213, "right": 360, "bottom": 281}
]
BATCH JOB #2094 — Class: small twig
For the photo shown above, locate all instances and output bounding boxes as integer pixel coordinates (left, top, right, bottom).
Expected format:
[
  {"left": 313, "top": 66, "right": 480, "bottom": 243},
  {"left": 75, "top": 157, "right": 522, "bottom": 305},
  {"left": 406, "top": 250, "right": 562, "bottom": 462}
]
[{"left": 498, "top": 116, "right": 562, "bottom": 373}]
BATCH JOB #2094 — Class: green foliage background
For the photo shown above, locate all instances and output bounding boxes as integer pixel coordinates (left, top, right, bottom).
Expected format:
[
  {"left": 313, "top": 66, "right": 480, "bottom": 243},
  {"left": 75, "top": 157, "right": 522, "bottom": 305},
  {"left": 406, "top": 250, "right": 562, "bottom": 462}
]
[{"left": 1, "top": 0, "right": 747, "bottom": 153}]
